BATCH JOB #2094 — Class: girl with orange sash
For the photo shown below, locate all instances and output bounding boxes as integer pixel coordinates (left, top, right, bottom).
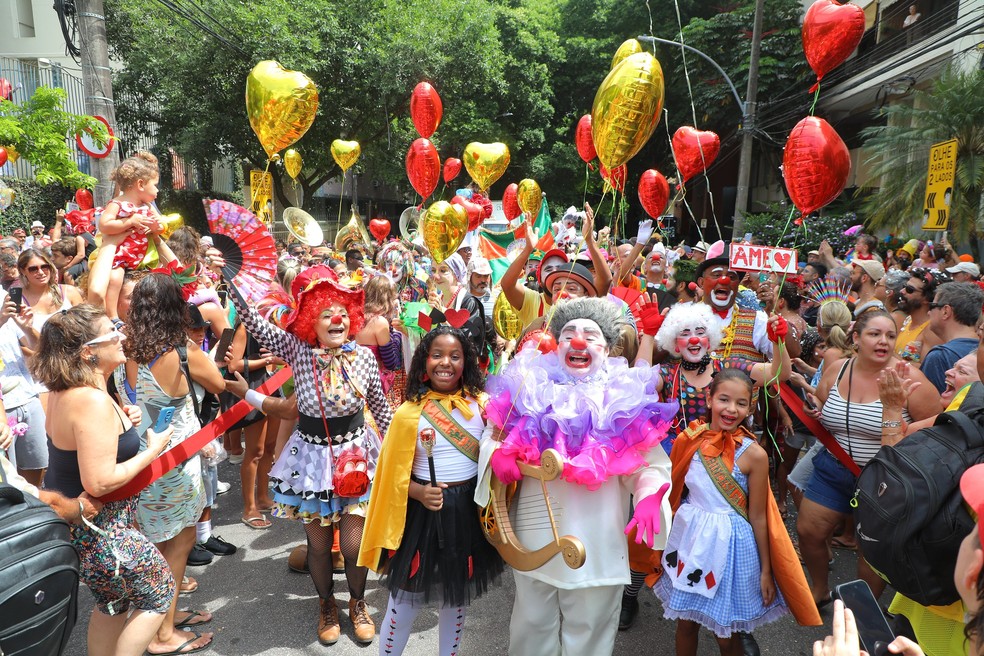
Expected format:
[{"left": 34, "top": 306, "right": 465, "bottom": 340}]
[
  {"left": 655, "top": 368, "right": 821, "bottom": 655},
  {"left": 359, "top": 326, "right": 503, "bottom": 656}
]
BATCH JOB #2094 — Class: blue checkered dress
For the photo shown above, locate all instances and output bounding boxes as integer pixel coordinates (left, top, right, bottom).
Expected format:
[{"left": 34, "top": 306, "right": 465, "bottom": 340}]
[{"left": 654, "top": 438, "right": 788, "bottom": 637}]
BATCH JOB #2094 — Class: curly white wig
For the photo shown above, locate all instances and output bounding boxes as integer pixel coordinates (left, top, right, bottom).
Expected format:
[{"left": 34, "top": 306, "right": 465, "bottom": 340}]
[
  {"left": 655, "top": 302, "right": 722, "bottom": 355},
  {"left": 548, "top": 297, "right": 624, "bottom": 347}
]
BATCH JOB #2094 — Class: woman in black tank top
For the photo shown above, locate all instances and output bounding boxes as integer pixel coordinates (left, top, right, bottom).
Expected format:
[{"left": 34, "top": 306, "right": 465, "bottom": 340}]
[{"left": 31, "top": 304, "right": 177, "bottom": 655}]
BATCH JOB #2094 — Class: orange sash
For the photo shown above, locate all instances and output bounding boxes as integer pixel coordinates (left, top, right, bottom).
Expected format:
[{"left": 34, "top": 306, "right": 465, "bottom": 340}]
[{"left": 421, "top": 399, "right": 480, "bottom": 463}]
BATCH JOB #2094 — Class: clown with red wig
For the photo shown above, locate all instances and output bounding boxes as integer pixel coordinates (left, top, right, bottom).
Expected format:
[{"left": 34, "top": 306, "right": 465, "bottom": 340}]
[{"left": 205, "top": 256, "right": 392, "bottom": 646}]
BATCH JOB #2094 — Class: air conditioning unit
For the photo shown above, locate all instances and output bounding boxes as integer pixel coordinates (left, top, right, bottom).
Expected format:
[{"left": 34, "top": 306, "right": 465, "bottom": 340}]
[{"left": 37, "top": 58, "right": 51, "bottom": 69}]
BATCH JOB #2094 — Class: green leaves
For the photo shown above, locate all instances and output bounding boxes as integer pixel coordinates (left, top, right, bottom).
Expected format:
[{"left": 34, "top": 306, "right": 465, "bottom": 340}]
[{"left": 0, "top": 87, "right": 107, "bottom": 189}]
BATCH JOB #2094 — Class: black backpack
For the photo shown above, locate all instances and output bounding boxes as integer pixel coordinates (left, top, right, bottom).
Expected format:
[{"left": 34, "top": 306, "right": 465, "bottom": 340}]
[
  {"left": 0, "top": 466, "right": 80, "bottom": 656},
  {"left": 853, "top": 382, "right": 984, "bottom": 606}
]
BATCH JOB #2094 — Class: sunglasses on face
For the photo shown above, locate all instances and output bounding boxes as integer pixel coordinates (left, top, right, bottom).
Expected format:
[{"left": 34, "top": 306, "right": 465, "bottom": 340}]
[
  {"left": 84, "top": 324, "right": 127, "bottom": 347},
  {"left": 25, "top": 264, "right": 52, "bottom": 274},
  {"left": 903, "top": 284, "right": 923, "bottom": 294}
]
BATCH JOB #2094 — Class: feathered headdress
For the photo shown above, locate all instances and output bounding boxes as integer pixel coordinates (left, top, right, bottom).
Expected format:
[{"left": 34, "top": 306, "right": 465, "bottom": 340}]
[{"left": 807, "top": 275, "right": 851, "bottom": 307}]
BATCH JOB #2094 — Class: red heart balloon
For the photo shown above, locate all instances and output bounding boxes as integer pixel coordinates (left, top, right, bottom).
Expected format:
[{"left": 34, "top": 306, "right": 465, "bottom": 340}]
[
  {"left": 802, "top": 0, "right": 865, "bottom": 88},
  {"left": 410, "top": 82, "right": 443, "bottom": 139},
  {"left": 0, "top": 148, "right": 7, "bottom": 168},
  {"left": 783, "top": 116, "right": 851, "bottom": 216},
  {"left": 502, "top": 183, "right": 520, "bottom": 221},
  {"left": 672, "top": 126, "right": 720, "bottom": 184},
  {"left": 75, "top": 188, "right": 94, "bottom": 210},
  {"left": 600, "top": 164, "right": 626, "bottom": 192},
  {"left": 369, "top": 218, "right": 390, "bottom": 242},
  {"left": 575, "top": 114, "right": 596, "bottom": 164},
  {"left": 450, "top": 195, "right": 483, "bottom": 231},
  {"left": 406, "top": 138, "right": 441, "bottom": 200},
  {"left": 443, "top": 157, "right": 462, "bottom": 184},
  {"left": 638, "top": 169, "right": 670, "bottom": 219}
]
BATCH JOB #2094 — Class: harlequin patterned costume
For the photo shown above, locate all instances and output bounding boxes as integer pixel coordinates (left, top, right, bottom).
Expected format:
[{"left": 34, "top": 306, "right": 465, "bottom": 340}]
[
  {"left": 715, "top": 306, "right": 766, "bottom": 362},
  {"left": 229, "top": 290, "right": 393, "bottom": 524},
  {"left": 102, "top": 200, "right": 152, "bottom": 270}
]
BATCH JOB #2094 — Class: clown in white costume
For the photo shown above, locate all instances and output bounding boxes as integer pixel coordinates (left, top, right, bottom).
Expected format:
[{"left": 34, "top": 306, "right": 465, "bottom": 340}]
[{"left": 476, "top": 297, "right": 676, "bottom": 655}]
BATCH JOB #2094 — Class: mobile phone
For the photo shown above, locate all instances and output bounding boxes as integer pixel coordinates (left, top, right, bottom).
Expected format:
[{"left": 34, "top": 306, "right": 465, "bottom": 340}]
[
  {"left": 213, "top": 328, "right": 235, "bottom": 363},
  {"left": 7, "top": 288, "right": 22, "bottom": 310},
  {"left": 154, "top": 406, "right": 176, "bottom": 433},
  {"left": 804, "top": 395, "right": 818, "bottom": 411},
  {"left": 832, "top": 580, "right": 894, "bottom": 656}
]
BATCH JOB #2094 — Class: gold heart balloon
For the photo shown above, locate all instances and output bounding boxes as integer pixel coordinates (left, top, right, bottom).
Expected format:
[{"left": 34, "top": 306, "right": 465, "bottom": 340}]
[
  {"left": 331, "top": 139, "right": 361, "bottom": 172},
  {"left": 463, "top": 142, "right": 510, "bottom": 192},
  {"left": 516, "top": 179, "right": 542, "bottom": 217},
  {"left": 611, "top": 38, "right": 643, "bottom": 70},
  {"left": 158, "top": 213, "right": 185, "bottom": 240},
  {"left": 492, "top": 290, "right": 523, "bottom": 341},
  {"left": 421, "top": 201, "right": 468, "bottom": 264},
  {"left": 245, "top": 60, "right": 319, "bottom": 159},
  {"left": 2, "top": 145, "right": 19, "bottom": 164},
  {"left": 284, "top": 149, "right": 303, "bottom": 180},
  {"left": 591, "top": 51, "right": 665, "bottom": 171}
]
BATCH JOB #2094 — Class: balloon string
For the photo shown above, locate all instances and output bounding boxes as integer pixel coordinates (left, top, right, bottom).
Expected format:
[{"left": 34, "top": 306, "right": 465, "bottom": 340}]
[
  {"left": 809, "top": 83, "right": 821, "bottom": 117},
  {"left": 337, "top": 170, "right": 347, "bottom": 237},
  {"left": 582, "top": 163, "right": 589, "bottom": 208},
  {"left": 663, "top": 110, "right": 705, "bottom": 247}
]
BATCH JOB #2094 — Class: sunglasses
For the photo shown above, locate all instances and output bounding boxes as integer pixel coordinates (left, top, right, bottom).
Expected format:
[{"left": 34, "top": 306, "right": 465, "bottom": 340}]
[
  {"left": 25, "top": 264, "right": 52, "bottom": 273},
  {"left": 903, "top": 284, "right": 924, "bottom": 294},
  {"left": 84, "top": 325, "right": 126, "bottom": 347},
  {"left": 928, "top": 301, "right": 947, "bottom": 311}
]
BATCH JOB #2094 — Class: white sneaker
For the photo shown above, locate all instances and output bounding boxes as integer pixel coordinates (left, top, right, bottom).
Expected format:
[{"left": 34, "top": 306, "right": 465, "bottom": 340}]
[
  {"left": 228, "top": 453, "right": 244, "bottom": 465},
  {"left": 216, "top": 480, "right": 232, "bottom": 495}
]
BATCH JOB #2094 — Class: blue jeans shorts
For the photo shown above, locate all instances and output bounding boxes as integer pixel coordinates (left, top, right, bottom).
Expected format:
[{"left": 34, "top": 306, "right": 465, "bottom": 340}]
[{"left": 804, "top": 448, "right": 857, "bottom": 514}]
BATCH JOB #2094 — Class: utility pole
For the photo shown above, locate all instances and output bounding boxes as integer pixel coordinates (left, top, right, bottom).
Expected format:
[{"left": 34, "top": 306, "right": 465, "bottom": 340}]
[
  {"left": 78, "top": 0, "right": 120, "bottom": 206},
  {"left": 731, "top": 0, "right": 766, "bottom": 239}
]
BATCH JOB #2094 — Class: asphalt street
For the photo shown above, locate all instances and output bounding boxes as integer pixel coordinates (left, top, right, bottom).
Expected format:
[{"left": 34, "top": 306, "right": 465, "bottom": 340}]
[{"left": 64, "top": 460, "right": 860, "bottom": 655}]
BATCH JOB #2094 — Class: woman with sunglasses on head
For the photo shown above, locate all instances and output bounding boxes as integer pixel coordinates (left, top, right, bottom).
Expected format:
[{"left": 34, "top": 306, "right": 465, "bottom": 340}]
[{"left": 34, "top": 305, "right": 176, "bottom": 656}]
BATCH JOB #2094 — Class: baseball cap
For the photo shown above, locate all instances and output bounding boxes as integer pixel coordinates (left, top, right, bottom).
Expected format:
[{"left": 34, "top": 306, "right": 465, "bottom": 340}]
[
  {"left": 536, "top": 248, "right": 569, "bottom": 284},
  {"left": 467, "top": 256, "right": 493, "bottom": 276},
  {"left": 542, "top": 263, "right": 597, "bottom": 298},
  {"left": 960, "top": 463, "right": 984, "bottom": 542},
  {"left": 30, "top": 221, "right": 44, "bottom": 229},
  {"left": 187, "top": 303, "right": 209, "bottom": 329},
  {"left": 852, "top": 259, "right": 885, "bottom": 282},
  {"left": 808, "top": 250, "right": 820, "bottom": 256},
  {"left": 946, "top": 262, "right": 981, "bottom": 278}
]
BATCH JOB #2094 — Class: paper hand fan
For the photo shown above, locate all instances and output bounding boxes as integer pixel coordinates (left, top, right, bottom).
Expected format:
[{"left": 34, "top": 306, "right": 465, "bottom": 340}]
[
  {"left": 608, "top": 285, "right": 645, "bottom": 321},
  {"left": 204, "top": 199, "right": 277, "bottom": 304}
]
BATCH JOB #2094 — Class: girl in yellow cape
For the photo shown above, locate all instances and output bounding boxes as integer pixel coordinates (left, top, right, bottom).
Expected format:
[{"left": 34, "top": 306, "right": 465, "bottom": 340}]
[
  {"left": 359, "top": 325, "right": 503, "bottom": 656},
  {"left": 653, "top": 368, "right": 821, "bottom": 655}
]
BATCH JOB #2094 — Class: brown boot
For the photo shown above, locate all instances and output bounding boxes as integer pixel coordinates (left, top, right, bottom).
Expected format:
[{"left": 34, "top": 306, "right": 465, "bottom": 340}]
[
  {"left": 349, "top": 598, "right": 375, "bottom": 644},
  {"left": 317, "top": 597, "right": 340, "bottom": 645},
  {"left": 288, "top": 544, "right": 308, "bottom": 573}
]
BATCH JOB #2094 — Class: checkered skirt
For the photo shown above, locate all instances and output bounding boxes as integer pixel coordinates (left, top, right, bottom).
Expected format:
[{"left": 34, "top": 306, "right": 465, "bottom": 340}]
[{"left": 653, "top": 439, "right": 788, "bottom": 637}]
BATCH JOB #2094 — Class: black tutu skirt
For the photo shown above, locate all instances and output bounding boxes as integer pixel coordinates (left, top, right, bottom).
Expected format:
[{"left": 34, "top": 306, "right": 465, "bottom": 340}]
[{"left": 382, "top": 477, "right": 503, "bottom": 607}]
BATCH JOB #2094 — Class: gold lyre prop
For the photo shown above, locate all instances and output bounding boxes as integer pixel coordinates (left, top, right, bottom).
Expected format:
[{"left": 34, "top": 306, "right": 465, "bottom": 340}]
[{"left": 480, "top": 448, "right": 586, "bottom": 571}]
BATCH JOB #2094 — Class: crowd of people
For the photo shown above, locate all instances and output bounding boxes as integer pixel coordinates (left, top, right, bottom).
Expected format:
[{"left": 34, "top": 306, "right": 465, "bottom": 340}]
[{"left": 0, "top": 151, "right": 982, "bottom": 656}]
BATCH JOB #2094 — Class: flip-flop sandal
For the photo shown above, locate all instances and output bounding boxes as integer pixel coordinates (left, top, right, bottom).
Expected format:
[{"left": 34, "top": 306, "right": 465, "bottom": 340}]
[
  {"left": 241, "top": 515, "right": 272, "bottom": 529},
  {"left": 179, "top": 576, "right": 198, "bottom": 595},
  {"left": 147, "top": 630, "right": 212, "bottom": 655},
  {"left": 174, "top": 610, "right": 212, "bottom": 629},
  {"left": 831, "top": 537, "right": 858, "bottom": 550}
]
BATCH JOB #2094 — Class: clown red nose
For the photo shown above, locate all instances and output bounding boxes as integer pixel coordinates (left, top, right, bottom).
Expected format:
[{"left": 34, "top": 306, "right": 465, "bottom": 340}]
[
  {"left": 330, "top": 315, "right": 343, "bottom": 325},
  {"left": 717, "top": 275, "right": 731, "bottom": 286},
  {"left": 569, "top": 336, "right": 588, "bottom": 351},
  {"left": 688, "top": 336, "right": 701, "bottom": 346}
]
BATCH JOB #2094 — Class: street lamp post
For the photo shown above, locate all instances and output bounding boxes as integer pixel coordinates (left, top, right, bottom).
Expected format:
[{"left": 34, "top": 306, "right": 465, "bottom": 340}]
[{"left": 638, "top": 0, "right": 766, "bottom": 239}]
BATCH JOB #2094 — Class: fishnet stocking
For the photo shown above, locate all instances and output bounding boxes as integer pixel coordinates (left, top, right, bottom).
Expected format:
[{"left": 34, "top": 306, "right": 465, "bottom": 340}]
[{"left": 303, "top": 516, "right": 369, "bottom": 601}]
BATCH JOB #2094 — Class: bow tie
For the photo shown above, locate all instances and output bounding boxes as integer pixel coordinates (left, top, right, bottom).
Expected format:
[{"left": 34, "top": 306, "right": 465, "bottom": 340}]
[{"left": 424, "top": 390, "right": 475, "bottom": 420}]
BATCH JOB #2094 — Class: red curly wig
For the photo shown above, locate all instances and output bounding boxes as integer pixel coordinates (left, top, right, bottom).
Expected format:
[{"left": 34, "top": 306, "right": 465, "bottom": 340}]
[{"left": 286, "top": 278, "right": 365, "bottom": 346}]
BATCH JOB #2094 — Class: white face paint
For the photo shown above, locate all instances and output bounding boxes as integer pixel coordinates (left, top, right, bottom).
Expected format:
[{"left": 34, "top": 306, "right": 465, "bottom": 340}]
[
  {"left": 675, "top": 326, "right": 711, "bottom": 363},
  {"left": 556, "top": 318, "right": 609, "bottom": 378}
]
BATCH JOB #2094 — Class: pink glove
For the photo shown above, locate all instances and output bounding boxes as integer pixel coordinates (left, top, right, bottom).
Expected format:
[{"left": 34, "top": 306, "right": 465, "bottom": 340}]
[
  {"left": 490, "top": 448, "right": 522, "bottom": 485},
  {"left": 624, "top": 482, "right": 671, "bottom": 548}
]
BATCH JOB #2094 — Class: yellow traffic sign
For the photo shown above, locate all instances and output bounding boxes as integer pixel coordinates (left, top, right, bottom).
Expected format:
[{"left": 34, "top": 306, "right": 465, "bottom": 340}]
[
  {"left": 250, "top": 170, "right": 274, "bottom": 224},
  {"left": 921, "top": 138, "right": 957, "bottom": 231}
]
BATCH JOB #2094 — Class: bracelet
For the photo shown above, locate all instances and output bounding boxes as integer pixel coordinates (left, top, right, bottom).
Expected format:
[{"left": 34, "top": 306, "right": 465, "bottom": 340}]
[
  {"left": 245, "top": 389, "right": 268, "bottom": 411},
  {"left": 881, "top": 420, "right": 903, "bottom": 428}
]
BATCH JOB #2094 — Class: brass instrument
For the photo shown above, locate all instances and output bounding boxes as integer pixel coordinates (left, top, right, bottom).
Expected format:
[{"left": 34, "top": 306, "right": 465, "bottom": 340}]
[{"left": 282, "top": 207, "right": 323, "bottom": 247}]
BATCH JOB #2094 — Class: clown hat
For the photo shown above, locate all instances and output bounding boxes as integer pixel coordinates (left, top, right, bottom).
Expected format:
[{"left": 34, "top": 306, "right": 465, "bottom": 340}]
[{"left": 284, "top": 265, "right": 365, "bottom": 345}]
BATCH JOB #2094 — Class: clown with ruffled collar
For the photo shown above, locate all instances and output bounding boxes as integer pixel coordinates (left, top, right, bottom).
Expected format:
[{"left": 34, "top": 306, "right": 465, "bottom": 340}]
[{"left": 476, "top": 297, "right": 676, "bottom": 656}]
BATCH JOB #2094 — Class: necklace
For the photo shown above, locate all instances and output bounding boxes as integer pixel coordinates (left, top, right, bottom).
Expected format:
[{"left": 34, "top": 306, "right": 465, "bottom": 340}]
[
  {"left": 718, "top": 309, "right": 740, "bottom": 359},
  {"left": 680, "top": 354, "right": 711, "bottom": 375}
]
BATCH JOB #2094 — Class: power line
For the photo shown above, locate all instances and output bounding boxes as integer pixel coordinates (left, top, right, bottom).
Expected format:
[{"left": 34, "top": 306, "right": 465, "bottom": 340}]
[{"left": 150, "top": 0, "right": 248, "bottom": 56}]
